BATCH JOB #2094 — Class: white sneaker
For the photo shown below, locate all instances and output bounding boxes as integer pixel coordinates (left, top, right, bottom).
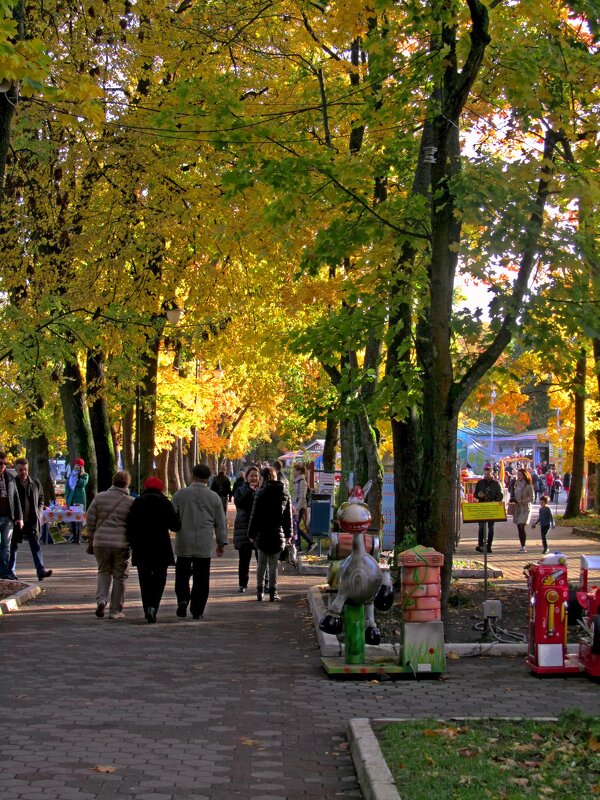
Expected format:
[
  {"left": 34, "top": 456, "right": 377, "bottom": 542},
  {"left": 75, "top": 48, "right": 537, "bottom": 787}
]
[
  {"left": 108, "top": 611, "right": 125, "bottom": 619},
  {"left": 518, "top": 546, "right": 527, "bottom": 553}
]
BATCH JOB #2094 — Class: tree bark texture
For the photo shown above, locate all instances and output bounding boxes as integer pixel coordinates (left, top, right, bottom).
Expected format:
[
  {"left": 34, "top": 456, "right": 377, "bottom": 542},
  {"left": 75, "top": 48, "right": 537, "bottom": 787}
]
[
  {"left": 322, "top": 414, "right": 337, "bottom": 473},
  {"left": 156, "top": 450, "right": 168, "bottom": 493},
  {"left": 122, "top": 407, "right": 135, "bottom": 473},
  {"left": 59, "top": 358, "right": 97, "bottom": 504},
  {"left": 26, "top": 433, "right": 54, "bottom": 505},
  {"left": 168, "top": 438, "right": 182, "bottom": 493},
  {"left": 138, "top": 336, "right": 161, "bottom": 487},
  {"left": 86, "top": 351, "right": 116, "bottom": 492},
  {"left": 564, "top": 351, "right": 586, "bottom": 518}
]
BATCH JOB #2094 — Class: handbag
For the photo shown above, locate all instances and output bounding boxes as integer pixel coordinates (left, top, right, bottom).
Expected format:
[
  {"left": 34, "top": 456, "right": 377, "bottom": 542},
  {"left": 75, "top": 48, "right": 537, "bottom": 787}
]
[
  {"left": 279, "top": 542, "right": 297, "bottom": 566},
  {"left": 507, "top": 500, "right": 517, "bottom": 517},
  {"left": 86, "top": 492, "right": 129, "bottom": 554}
]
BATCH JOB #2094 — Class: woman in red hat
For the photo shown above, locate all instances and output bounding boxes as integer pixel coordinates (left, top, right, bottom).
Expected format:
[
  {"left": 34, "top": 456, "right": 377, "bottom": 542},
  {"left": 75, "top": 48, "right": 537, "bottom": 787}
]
[
  {"left": 126, "top": 476, "right": 181, "bottom": 623},
  {"left": 65, "top": 458, "right": 89, "bottom": 543}
]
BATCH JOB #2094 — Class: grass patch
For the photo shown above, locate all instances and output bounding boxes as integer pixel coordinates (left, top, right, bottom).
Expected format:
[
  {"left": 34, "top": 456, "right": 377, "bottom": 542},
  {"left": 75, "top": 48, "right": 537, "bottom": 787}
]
[
  {"left": 558, "top": 513, "right": 600, "bottom": 532},
  {"left": 377, "top": 710, "right": 600, "bottom": 800},
  {"left": 452, "top": 559, "right": 484, "bottom": 570}
]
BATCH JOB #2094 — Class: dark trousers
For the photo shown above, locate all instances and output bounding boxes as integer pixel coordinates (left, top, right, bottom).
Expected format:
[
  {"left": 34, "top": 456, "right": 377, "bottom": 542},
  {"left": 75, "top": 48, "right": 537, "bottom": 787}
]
[
  {"left": 175, "top": 557, "right": 211, "bottom": 617},
  {"left": 477, "top": 521, "right": 495, "bottom": 548},
  {"left": 137, "top": 564, "right": 168, "bottom": 615},
  {"left": 237, "top": 542, "right": 256, "bottom": 589},
  {"left": 9, "top": 531, "right": 45, "bottom": 578},
  {"left": 540, "top": 525, "right": 550, "bottom": 550}
]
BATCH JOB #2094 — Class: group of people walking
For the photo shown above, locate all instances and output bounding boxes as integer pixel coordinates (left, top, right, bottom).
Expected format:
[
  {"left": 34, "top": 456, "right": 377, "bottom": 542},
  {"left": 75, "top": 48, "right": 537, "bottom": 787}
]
[
  {"left": 474, "top": 465, "right": 555, "bottom": 556},
  {"left": 88, "top": 459, "right": 309, "bottom": 619},
  {"left": 1, "top": 451, "right": 312, "bottom": 622},
  {"left": 86, "top": 464, "right": 227, "bottom": 622}
]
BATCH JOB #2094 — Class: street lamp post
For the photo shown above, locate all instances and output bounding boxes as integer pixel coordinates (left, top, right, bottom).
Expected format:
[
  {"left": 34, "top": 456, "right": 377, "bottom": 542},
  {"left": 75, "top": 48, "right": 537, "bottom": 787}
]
[{"left": 490, "top": 388, "right": 497, "bottom": 469}]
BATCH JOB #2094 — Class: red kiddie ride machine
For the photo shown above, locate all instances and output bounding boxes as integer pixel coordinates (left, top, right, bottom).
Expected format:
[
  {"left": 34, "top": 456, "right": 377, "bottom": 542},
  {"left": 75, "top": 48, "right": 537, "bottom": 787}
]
[{"left": 526, "top": 553, "right": 600, "bottom": 678}]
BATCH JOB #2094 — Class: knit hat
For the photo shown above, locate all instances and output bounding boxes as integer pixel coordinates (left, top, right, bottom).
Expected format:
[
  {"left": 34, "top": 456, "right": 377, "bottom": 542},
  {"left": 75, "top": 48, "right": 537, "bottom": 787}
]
[
  {"left": 74, "top": 458, "right": 85, "bottom": 466},
  {"left": 144, "top": 477, "right": 164, "bottom": 492}
]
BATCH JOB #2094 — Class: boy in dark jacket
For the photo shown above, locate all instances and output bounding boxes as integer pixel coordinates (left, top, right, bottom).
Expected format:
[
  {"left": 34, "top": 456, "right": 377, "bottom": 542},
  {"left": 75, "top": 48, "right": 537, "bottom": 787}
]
[{"left": 532, "top": 495, "right": 554, "bottom": 555}]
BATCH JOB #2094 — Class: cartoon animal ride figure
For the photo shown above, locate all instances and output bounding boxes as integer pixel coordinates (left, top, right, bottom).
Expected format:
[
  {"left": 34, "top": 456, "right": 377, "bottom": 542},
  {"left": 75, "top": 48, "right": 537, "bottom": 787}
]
[{"left": 319, "top": 486, "right": 392, "bottom": 659}]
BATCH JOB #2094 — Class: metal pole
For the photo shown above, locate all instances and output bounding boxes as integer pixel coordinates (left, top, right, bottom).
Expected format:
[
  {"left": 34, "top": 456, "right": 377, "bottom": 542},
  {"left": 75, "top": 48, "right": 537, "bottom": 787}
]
[
  {"left": 135, "top": 384, "right": 141, "bottom": 494},
  {"left": 490, "top": 388, "right": 496, "bottom": 469}
]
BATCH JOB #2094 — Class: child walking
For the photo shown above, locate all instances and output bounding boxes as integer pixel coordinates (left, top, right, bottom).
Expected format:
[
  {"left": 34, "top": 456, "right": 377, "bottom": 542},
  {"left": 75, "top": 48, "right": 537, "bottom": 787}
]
[{"left": 532, "top": 495, "right": 554, "bottom": 555}]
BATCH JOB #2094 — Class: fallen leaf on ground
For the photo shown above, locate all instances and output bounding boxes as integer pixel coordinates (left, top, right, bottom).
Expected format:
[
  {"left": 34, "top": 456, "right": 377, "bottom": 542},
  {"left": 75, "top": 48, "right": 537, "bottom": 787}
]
[
  {"left": 589, "top": 735, "right": 600, "bottom": 752},
  {"left": 509, "top": 778, "right": 529, "bottom": 786},
  {"left": 94, "top": 765, "right": 116, "bottom": 773},
  {"left": 457, "top": 748, "right": 479, "bottom": 757},
  {"left": 240, "top": 738, "right": 260, "bottom": 746},
  {"left": 514, "top": 742, "right": 536, "bottom": 752}
]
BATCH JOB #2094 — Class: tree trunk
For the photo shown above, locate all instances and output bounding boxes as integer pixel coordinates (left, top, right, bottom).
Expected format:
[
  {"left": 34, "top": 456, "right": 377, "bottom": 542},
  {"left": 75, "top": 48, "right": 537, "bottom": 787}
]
[
  {"left": 59, "top": 358, "right": 97, "bottom": 504},
  {"left": 168, "top": 439, "right": 182, "bottom": 493},
  {"left": 26, "top": 433, "right": 54, "bottom": 504},
  {"left": 122, "top": 407, "right": 135, "bottom": 473},
  {"left": 86, "top": 351, "right": 116, "bottom": 492},
  {"left": 322, "top": 414, "right": 337, "bottom": 472},
  {"left": 356, "top": 410, "right": 383, "bottom": 531},
  {"left": 156, "top": 450, "right": 169, "bottom": 494},
  {"left": 177, "top": 437, "right": 186, "bottom": 487},
  {"left": 339, "top": 419, "right": 353, "bottom": 505},
  {"left": 183, "top": 441, "right": 192, "bottom": 486},
  {"left": 138, "top": 336, "right": 160, "bottom": 487},
  {"left": 391, "top": 411, "right": 421, "bottom": 547},
  {"left": 352, "top": 418, "right": 368, "bottom": 489},
  {"left": 0, "top": 1, "right": 23, "bottom": 202},
  {"left": 564, "top": 351, "right": 586, "bottom": 518}
]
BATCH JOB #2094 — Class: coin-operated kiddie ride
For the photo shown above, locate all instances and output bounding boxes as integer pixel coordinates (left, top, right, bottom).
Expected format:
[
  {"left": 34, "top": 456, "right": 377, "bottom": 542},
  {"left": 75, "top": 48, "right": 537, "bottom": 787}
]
[
  {"left": 526, "top": 552, "right": 600, "bottom": 678},
  {"left": 319, "top": 487, "right": 444, "bottom": 678}
]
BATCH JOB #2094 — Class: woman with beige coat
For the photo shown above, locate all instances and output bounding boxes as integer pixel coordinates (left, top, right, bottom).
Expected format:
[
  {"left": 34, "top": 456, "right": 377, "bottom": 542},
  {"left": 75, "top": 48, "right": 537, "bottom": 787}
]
[
  {"left": 86, "top": 470, "right": 135, "bottom": 619},
  {"left": 513, "top": 468, "right": 534, "bottom": 553}
]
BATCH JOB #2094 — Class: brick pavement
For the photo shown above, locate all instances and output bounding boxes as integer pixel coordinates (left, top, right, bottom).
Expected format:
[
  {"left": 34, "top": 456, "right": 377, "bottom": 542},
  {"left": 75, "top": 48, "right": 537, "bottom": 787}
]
[{"left": 1, "top": 511, "right": 600, "bottom": 800}]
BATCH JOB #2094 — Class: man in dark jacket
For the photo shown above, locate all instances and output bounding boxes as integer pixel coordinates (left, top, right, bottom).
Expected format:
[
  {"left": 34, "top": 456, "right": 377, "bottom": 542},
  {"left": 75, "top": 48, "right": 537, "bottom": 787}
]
[
  {"left": 8, "top": 458, "right": 52, "bottom": 581},
  {"left": 474, "top": 466, "right": 504, "bottom": 554},
  {"left": 0, "top": 452, "right": 24, "bottom": 580},
  {"left": 211, "top": 469, "right": 232, "bottom": 513}
]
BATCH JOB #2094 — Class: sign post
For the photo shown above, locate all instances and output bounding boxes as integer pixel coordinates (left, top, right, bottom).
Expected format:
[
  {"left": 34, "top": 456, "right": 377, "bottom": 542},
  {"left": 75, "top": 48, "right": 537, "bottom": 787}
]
[{"left": 461, "top": 501, "right": 507, "bottom": 603}]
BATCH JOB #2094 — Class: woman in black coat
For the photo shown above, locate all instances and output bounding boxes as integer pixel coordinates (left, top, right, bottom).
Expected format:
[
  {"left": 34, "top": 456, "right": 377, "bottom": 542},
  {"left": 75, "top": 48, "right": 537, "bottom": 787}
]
[
  {"left": 126, "top": 477, "right": 181, "bottom": 623},
  {"left": 247, "top": 466, "right": 292, "bottom": 602},
  {"left": 233, "top": 465, "right": 260, "bottom": 593}
]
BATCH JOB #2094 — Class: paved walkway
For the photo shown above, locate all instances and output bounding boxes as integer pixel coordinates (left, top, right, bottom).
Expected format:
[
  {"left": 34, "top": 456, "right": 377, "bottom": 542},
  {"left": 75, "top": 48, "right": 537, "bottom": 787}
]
[{"left": 2, "top": 510, "right": 600, "bottom": 800}]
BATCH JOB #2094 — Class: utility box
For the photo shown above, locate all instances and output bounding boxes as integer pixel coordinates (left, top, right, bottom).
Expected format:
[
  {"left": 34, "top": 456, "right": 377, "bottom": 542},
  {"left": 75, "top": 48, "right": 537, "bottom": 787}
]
[
  {"left": 483, "top": 599, "right": 502, "bottom": 620},
  {"left": 309, "top": 492, "right": 332, "bottom": 537}
]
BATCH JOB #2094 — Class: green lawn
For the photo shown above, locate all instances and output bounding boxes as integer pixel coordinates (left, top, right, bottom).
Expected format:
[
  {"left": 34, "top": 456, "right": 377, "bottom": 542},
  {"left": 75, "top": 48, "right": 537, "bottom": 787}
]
[{"left": 376, "top": 711, "right": 599, "bottom": 800}]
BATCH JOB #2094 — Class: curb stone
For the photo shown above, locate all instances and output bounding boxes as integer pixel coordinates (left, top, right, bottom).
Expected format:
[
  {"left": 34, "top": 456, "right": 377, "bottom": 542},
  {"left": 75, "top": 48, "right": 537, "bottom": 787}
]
[
  {"left": 572, "top": 527, "right": 600, "bottom": 542},
  {"left": 0, "top": 582, "right": 42, "bottom": 614},
  {"left": 347, "top": 718, "right": 401, "bottom": 800}
]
